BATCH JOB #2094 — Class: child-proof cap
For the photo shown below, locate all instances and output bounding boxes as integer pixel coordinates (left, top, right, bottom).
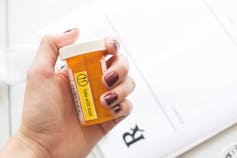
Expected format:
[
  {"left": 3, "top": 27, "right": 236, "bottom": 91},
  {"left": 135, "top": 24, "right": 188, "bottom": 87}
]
[{"left": 59, "top": 39, "right": 106, "bottom": 60}]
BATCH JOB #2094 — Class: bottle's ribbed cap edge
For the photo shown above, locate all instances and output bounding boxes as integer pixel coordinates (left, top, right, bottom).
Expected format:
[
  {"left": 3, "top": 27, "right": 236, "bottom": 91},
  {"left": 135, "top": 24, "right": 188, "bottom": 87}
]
[{"left": 59, "top": 39, "right": 105, "bottom": 60}]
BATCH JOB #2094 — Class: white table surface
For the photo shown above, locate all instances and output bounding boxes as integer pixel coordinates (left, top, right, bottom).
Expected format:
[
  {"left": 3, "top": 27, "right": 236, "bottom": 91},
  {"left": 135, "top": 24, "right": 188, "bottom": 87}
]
[{"left": 1, "top": 0, "right": 237, "bottom": 158}]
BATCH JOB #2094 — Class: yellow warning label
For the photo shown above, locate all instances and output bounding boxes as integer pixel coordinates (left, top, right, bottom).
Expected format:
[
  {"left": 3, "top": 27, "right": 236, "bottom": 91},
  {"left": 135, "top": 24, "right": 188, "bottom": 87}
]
[{"left": 74, "top": 71, "right": 97, "bottom": 121}]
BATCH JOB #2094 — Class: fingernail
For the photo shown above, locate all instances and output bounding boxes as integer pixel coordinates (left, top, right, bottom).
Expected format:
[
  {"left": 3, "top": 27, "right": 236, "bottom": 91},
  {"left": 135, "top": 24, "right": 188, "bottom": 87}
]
[
  {"left": 111, "top": 39, "right": 120, "bottom": 51},
  {"left": 104, "top": 93, "right": 118, "bottom": 106},
  {"left": 60, "top": 65, "right": 66, "bottom": 69},
  {"left": 112, "top": 104, "right": 122, "bottom": 113},
  {"left": 104, "top": 71, "right": 119, "bottom": 87},
  {"left": 64, "top": 27, "right": 77, "bottom": 33}
]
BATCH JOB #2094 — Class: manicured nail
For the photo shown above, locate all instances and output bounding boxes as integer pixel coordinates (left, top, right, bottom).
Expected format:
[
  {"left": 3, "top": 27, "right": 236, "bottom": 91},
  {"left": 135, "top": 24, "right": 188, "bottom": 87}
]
[
  {"left": 104, "top": 71, "right": 119, "bottom": 87},
  {"left": 64, "top": 27, "right": 77, "bottom": 33},
  {"left": 60, "top": 65, "right": 65, "bottom": 69},
  {"left": 104, "top": 93, "right": 118, "bottom": 106},
  {"left": 111, "top": 39, "right": 120, "bottom": 51},
  {"left": 112, "top": 104, "right": 122, "bottom": 113}
]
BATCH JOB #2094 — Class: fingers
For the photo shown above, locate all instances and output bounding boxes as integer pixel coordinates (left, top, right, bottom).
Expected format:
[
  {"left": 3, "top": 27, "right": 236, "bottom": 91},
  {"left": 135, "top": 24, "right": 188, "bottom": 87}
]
[
  {"left": 100, "top": 76, "right": 134, "bottom": 120},
  {"left": 109, "top": 99, "right": 133, "bottom": 118},
  {"left": 100, "top": 76, "right": 135, "bottom": 108},
  {"left": 102, "top": 55, "right": 129, "bottom": 89},
  {"left": 104, "top": 37, "right": 120, "bottom": 55},
  {"left": 102, "top": 38, "right": 134, "bottom": 118},
  {"left": 96, "top": 38, "right": 134, "bottom": 136},
  {"left": 98, "top": 100, "right": 132, "bottom": 135},
  {"left": 33, "top": 28, "right": 79, "bottom": 74},
  {"left": 98, "top": 115, "right": 126, "bottom": 135}
]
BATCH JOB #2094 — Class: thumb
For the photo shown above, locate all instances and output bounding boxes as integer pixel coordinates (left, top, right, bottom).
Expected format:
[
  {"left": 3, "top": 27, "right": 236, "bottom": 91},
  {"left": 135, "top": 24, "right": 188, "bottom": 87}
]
[{"left": 33, "top": 28, "right": 79, "bottom": 73}]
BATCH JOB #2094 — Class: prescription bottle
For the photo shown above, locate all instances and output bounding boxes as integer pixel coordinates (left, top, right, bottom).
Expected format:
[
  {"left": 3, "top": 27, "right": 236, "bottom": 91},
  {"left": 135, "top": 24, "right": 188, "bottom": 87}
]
[{"left": 59, "top": 40, "right": 114, "bottom": 126}]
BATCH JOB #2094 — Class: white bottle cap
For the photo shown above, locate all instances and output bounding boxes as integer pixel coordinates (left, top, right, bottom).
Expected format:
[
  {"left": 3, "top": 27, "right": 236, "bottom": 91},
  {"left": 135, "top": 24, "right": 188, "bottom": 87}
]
[{"left": 59, "top": 39, "right": 105, "bottom": 60}]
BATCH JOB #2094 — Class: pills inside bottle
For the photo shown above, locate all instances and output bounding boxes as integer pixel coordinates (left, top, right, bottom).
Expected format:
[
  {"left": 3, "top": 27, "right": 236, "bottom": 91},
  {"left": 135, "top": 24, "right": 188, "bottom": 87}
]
[{"left": 59, "top": 40, "right": 114, "bottom": 126}]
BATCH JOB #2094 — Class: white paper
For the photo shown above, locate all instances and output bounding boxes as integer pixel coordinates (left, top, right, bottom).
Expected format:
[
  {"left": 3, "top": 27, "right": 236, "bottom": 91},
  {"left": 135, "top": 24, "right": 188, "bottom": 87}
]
[
  {"left": 204, "top": 0, "right": 237, "bottom": 44},
  {"left": 99, "top": 0, "right": 237, "bottom": 157}
]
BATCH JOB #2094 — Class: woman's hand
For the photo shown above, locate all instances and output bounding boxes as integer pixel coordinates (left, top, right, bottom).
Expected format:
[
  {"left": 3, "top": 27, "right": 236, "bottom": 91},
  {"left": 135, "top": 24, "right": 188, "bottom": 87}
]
[{"left": 0, "top": 28, "right": 135, "bottom": 158}]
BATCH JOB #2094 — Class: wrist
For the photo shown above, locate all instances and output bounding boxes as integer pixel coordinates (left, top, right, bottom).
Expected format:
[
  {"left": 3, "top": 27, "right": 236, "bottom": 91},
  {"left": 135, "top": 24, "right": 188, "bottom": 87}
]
[
  {"left": 17, "top": 129, "right": 51, "bottom": 158},
  {"left": 0, "top": 129, "right": 51, "bottom": 158}
]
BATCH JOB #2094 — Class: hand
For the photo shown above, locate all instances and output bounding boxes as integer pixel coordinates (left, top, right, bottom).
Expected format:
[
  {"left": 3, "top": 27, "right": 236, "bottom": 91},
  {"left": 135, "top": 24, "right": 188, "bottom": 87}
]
[{"left": 0, "top": 28, "right": 135, "bottom": 158}]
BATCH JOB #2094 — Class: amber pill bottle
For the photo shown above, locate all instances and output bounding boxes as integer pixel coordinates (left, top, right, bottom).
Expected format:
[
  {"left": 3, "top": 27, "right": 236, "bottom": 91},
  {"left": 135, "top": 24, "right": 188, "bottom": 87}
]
[{"left": 59, "top": 40, "right": 114, "bottom": 126}]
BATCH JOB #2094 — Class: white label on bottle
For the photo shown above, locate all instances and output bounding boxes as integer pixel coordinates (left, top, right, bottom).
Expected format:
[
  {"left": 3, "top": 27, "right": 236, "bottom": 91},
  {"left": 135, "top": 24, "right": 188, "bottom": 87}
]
[{"left": 68, "top": 69, "right": 85, "bottom": 123}]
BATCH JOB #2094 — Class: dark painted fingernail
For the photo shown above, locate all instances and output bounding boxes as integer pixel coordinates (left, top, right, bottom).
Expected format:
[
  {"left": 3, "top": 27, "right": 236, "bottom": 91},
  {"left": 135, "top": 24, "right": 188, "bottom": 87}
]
[
  {"left": 104, "top": 71, "right": 119, "bottom": 87},
  {"left": 64, "top": 27, "right": 77, "bottom": 33},
  {"left": 113, "top": 104, "right": 122, "bottom": 113},
  {"left": 104, "top": 93, "right": 118, "bottom": 106},
  {"left": 111, "top": 39, "right": 120, "bottom": 51},
  {"left": 60, "top": 65, "right": 66, "bottom": 69}
]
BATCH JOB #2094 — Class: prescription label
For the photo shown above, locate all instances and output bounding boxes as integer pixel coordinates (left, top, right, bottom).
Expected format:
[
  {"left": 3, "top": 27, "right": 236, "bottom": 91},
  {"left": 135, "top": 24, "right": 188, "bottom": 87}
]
[
  {"left": 68, "top": 69, "right": 84, "bottom": 122},
  {"left": 74, "top": 71, "right": 97, "bottom": 121}
]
